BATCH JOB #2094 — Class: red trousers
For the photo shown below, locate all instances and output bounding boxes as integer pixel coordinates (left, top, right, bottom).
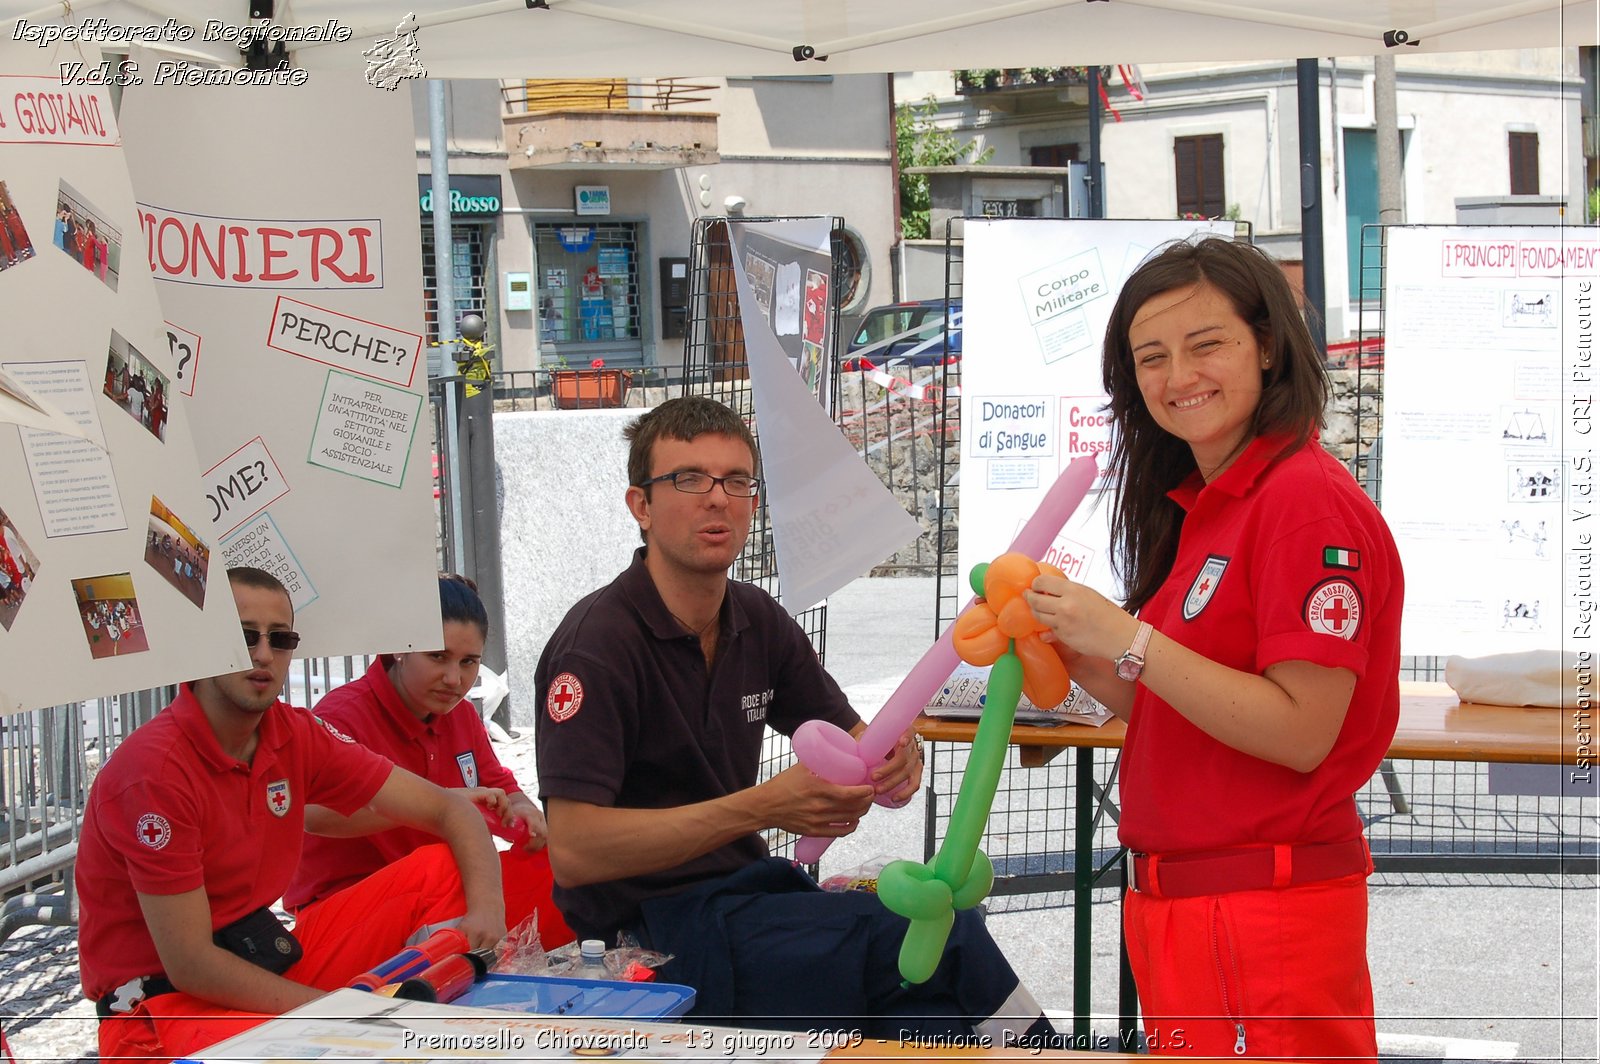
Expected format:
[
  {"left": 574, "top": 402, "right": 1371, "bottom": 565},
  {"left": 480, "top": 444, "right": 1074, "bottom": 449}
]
[
  {"left": 1123, "top": 873, "right": 1377, "bottom": 1062},
  {"left": 97, "top": 845, "right": 571, "bottom": 1064}
]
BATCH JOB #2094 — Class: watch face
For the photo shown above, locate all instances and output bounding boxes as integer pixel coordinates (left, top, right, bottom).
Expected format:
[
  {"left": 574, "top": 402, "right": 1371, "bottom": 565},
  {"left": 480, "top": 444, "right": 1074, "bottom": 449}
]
[{"left": 1116, "top": 657, "right": 1141, "bottom": 682}]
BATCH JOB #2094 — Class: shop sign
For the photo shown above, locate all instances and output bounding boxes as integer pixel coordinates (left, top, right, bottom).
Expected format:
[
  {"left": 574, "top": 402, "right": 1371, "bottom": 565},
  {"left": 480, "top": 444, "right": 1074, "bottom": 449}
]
[
  {"left": 417, "top": 174, "right": 502, "bottom": 215},
  {"left": 575, "top": 185, "right": 611, "bottom": 216}
]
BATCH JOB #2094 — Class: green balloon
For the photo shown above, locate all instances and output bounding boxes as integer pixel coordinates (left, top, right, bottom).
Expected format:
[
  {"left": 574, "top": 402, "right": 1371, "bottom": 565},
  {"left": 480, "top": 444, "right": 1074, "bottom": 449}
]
[
  {"left": 877, "top": 859, "right": 951, "bottom": 921},
  {"left": 968, "top": 562, "right": 990, "bottom": 599},
  {"left": 898, "top": 907, "right": 955, "bottom": 985},
  {"left": 951, "top": 850, "right": 995, "bottom": 910},
  {"left": 933, "top": 650, "right": 1022, "bottom": 885}
]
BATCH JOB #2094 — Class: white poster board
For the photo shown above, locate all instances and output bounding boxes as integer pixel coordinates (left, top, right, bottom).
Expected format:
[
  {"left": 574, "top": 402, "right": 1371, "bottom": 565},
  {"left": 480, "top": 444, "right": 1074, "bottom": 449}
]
[
  {"left": 958, "top": 219, "right": 1233, "bottom": 595},
  {"left": 1381, "top": 225, "right": 1592, "bottom": 657},
  {"left": 727, "top": 219, "right": 922, "bottom": 612},
  {"left": 0, "top": 40, "right": 248, "bottom": 713},
  {"left": 118, "top": 75, "right": 441, "bottom": 656}
]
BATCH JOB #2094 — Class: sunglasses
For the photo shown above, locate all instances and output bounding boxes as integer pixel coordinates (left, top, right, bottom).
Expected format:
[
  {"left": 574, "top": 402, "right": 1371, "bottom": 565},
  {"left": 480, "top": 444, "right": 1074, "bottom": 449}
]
[{"left": 241, "top": 627, "right": 301, "bottom": 651}]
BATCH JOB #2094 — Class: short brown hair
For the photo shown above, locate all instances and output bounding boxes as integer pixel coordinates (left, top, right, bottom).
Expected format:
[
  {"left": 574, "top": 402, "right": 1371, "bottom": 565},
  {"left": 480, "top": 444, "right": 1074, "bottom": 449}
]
[
  {"left": 624, "top": 396, "right": 758, "bottom": 490},
  {"left": 226, "top": 566, "right": 292, "bottom": 615}
]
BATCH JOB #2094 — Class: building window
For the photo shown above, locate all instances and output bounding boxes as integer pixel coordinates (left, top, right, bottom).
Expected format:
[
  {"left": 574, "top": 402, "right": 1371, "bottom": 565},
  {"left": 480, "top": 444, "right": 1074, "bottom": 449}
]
[
  {"left": 421, "top": 224, "right": 487, "bottom": 344},
  {"left": 830, "top": 225, "right": 870, "bottom": 314},
  {"left": 1174, "top": 134, "right": 1225, "bottom": 218},
  {"left": 1030, "top": 143, "right": 1080, "bottom": 167},
  {"left": 1509, "top": 132, "right": 1539, "bottom": 195}
]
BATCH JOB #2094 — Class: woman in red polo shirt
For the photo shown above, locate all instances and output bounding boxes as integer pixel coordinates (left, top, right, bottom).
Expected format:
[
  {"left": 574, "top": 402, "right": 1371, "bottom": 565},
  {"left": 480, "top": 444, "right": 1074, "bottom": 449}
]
[
  {"left": 1025, "top": 238, "right": 1402, "bottom": 1060},
  {"left": 288, "top": 574, "right": 574, "bottom": 947}
]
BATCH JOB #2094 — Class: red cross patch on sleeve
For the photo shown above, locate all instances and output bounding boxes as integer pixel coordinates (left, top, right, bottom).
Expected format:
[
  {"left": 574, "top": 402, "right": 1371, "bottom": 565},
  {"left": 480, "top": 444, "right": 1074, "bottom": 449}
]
[
  {"left": 547, "top": 672, "right": 584, "bottom": 722},
  {"left": 1304, "top": 578, "right": 1362, "bottom": 640},
  {"left": 135, "top": 813, "right": 171, "bottom": 850}
]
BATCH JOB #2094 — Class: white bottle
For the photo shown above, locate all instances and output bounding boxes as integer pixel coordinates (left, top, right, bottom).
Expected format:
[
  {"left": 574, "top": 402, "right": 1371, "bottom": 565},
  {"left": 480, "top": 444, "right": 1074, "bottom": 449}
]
[{"left": 573, "top": 938, "right": 610, "bottom": 980}]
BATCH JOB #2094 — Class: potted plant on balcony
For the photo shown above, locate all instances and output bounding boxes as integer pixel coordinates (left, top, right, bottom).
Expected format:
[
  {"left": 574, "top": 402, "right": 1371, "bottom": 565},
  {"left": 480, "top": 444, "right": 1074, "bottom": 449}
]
[{"left": 551, "top": 357, "right": 632, "bottom": 409}]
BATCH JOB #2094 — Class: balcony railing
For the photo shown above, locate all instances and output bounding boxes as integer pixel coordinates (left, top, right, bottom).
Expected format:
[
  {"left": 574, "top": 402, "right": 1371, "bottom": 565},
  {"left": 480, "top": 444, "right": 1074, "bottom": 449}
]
[{"left": 501, "top": 78, "right": 716, "bottom": 114}]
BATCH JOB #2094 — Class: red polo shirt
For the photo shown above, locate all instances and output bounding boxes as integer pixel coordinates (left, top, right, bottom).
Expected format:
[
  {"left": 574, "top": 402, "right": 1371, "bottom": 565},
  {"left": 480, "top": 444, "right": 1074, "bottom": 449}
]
[
  {"left": 284, "top": 657, "right": 520, "bottom": 910},
  {"left": 1118, "top": 433, "right": 1404, "bottom": 855},
  {"left": 76, "top": 686, "right": 392, "bottom": 1001}
]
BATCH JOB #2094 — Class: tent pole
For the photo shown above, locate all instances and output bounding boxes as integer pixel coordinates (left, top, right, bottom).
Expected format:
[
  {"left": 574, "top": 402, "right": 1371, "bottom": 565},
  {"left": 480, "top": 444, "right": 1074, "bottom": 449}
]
[
  {"left": 1088, "top": 66, "right": 1104, "bottom": 220},
  {"left": 1295, "top": 58, "right": 1328, "bottom": 355}
]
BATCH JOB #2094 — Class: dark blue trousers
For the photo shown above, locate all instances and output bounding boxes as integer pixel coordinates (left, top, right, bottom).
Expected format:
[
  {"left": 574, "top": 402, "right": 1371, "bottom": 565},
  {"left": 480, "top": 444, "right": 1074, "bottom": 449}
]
[{"left": 631, "top": 857, "right": 1054, "bottom": 1041}]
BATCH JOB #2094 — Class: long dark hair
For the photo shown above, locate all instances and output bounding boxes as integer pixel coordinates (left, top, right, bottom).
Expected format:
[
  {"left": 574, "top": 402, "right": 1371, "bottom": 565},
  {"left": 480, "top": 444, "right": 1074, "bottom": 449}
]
[{"left": 1103, "top": 238, "right": 1329, "bottom": 613}]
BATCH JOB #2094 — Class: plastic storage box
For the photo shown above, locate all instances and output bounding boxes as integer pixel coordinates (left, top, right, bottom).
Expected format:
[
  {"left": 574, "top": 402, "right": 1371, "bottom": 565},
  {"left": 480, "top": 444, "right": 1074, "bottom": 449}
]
[{"left": 453, "top": 975, "right": 695, "bottom": 1019}]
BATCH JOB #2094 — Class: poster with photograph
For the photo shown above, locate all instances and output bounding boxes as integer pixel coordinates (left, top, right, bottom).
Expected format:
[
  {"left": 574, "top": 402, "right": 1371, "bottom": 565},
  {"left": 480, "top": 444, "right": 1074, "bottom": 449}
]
[
  {"left": 732, "top": 221, "right": 836, "bottom": 407},
  {"left": 119, "top": 74, "right": 441, "bottom": 658},
  {"left": 0, "top": 37, "right": 248, "bottom": 713},
  {"left": 958, "top": 219, "right": 1233, "bottom": 602},
  {"left": 1379, "top": 225, "right": 1593, "bottom": 656}
]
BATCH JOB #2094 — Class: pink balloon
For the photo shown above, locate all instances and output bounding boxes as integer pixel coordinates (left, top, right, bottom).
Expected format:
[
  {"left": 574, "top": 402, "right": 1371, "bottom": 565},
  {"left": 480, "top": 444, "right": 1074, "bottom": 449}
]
[{"left": 792, "top": 455, "right": 1098, "bottom": 862}]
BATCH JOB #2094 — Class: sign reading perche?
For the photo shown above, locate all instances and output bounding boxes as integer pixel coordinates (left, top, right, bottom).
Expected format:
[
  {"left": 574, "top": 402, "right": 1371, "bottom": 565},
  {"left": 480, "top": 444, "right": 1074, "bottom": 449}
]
[
  {"left": 969, "top": 396, "right": 1055, "bottom": 458},
  {"left": 268, "top": 297, "right": 423, "bottom": 389}
]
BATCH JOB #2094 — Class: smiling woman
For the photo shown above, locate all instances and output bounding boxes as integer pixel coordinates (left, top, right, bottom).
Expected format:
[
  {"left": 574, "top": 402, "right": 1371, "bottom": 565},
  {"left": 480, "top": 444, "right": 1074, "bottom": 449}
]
[{"left": 1023, "top": 237, "right": 1404, "bottom": 1060}]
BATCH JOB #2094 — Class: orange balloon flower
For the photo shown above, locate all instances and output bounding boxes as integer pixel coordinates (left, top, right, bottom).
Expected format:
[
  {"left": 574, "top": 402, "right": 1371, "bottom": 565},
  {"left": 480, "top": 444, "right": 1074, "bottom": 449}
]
[{"left": 950, "top": 552, "right": 1071, "bottom": 708}]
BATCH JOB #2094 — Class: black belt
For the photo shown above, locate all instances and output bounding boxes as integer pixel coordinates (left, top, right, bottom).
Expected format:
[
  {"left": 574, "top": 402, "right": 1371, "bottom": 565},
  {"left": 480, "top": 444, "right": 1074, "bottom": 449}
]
[{"left": 95, "top": 975, "right": 177, "bottom": 1020}]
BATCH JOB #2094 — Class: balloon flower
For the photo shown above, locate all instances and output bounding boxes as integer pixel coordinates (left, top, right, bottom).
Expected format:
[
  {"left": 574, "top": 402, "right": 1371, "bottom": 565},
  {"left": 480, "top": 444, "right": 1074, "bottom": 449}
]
[
  {"left": 876, "top": 553, "right": 1070, "bottom": 984},
  {"left": 789, "top": 454, "right": 1099, "bottom": 865}
]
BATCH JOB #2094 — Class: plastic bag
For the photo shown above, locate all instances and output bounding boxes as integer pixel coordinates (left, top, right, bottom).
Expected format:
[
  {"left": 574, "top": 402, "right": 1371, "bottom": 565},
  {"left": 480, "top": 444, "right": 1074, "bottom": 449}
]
[
  {"left": 490, "top": 911, "right": 548, "bottom": 976},
  {"left": 819, "top": 856, "right": 892, "bottom": 894},
  {"left": 541, "top": 933, "right": 673, "bottom": 982}
]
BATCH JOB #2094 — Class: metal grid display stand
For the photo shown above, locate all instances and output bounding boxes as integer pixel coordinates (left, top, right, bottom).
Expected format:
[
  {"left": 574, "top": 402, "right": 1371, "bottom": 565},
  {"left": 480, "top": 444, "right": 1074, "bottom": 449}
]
[{"left": 681, "top": 216, "right": 847, "bottom": 862}]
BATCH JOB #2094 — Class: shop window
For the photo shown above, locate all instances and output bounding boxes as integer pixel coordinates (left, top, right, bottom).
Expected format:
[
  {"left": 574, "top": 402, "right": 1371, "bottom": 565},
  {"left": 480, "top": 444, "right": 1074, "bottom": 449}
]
[
  {"left": 421, "top": 224, "right": 488, "bottom": 343},
  {"left": 1174, "top": 134, "right": 1225, "bottom": 218},
  {"left": 534, "top": 222, "right": 643, "bottom": 349}
]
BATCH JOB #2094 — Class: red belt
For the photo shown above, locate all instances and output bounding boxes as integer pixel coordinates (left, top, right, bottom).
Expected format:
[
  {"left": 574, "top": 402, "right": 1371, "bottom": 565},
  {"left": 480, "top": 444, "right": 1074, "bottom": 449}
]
[{"left": 1129, "top": 838, "right": 1372, "bottom": 899}]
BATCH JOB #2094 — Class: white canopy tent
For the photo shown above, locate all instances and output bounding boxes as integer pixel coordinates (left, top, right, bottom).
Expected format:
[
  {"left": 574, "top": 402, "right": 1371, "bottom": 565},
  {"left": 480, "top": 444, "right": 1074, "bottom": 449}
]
[{"left": 6, "top": 0, "right": 1597, "bottom": 76}]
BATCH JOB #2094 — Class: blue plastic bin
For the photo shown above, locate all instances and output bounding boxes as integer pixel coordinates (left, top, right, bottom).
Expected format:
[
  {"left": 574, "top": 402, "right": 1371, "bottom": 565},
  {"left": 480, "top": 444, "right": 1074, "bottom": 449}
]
[{"left": 453, "top": 974, "right": 695, "bottom": 1020}]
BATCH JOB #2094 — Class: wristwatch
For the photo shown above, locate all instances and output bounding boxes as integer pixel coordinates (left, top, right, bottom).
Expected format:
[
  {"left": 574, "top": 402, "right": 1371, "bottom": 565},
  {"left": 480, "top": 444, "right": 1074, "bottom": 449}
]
[{"left": 1114, "top": 621, "right": 1154, "bottom": 682}]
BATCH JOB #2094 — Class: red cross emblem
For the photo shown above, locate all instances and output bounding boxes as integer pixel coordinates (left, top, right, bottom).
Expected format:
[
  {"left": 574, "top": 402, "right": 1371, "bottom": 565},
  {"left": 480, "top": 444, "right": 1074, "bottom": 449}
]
[
  {"left": 547, "top": 672, "right": 584, "bottom": 722},
  {"left": 135, "top": 813, "right": 171, "bottom": 850},
  {"left": 1305, "top": 578, "right": 1362, "bottom": 640},
  {"left": 266, "top": 780, "right": 291, "bottom": 818}
]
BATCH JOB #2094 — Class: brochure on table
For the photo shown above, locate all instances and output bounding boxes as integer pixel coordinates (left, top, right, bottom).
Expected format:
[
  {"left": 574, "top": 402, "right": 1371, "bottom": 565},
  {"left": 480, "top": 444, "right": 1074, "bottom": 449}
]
[
  {"left": 118, "top": 73, "right": 441, "bottom": 657},
  {"left": 178, "top": 987, "right": 829, "bottom": 1063},
  {"left": 0, "top": 38, "right": 249, "bottom": 712},
  {"left": 1380, "top": 225, "right": 1592, "bottom": 657}
]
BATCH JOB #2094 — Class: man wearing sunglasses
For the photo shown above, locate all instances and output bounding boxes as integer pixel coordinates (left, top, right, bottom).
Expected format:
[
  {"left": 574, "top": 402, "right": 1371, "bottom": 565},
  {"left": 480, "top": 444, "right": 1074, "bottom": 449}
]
[
  {"left": 77, "top": 566, "right": 505, "bottom": 1064},
  {"left": 535, "top": 397, "right": 1051, "bottom": 1042}
]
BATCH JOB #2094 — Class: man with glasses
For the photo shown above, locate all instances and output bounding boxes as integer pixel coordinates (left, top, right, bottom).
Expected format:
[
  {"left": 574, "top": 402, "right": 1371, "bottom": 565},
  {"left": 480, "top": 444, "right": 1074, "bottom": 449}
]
[
  {"left": 77, "top": 566, "right": 505, "bottom": 1064},
  {"left": 536, "top": 397, "right": 1052, "bottom": 1042}
]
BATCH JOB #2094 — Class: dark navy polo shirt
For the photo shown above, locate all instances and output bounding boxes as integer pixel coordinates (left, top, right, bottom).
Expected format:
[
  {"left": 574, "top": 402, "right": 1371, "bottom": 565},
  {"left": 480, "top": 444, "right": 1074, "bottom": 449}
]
[{"left": 534, "top": 547, "right": 860, "bottom": 940}]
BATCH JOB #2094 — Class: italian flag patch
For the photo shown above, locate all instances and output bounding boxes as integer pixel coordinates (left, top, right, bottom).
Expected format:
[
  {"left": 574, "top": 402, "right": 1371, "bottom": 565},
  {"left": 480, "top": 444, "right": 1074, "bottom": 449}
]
[{"left": 1323, "top": 546, "right": 1360, "bottom": 570}]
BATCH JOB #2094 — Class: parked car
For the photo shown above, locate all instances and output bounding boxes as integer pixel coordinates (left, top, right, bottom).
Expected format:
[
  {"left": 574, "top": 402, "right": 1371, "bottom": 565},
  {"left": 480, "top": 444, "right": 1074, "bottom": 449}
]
[{"left": 841, "top": 299, "right": 962, "bottom": 371}]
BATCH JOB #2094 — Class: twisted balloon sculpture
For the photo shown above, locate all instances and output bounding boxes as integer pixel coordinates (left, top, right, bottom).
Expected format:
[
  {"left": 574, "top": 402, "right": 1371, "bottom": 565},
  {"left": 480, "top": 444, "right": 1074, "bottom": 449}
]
[
  {"left": 790, "top": 454, "right": 1098, "bottom": 864},
  {"left": 874, "top": 553, "right": 1071, "bottom": 983}
]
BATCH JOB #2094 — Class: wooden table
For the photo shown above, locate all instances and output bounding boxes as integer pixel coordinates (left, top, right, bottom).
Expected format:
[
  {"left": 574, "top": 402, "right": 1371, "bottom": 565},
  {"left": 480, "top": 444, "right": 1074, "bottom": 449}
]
[{"left": 913, "top": 681, "right": 1584, "bottom": 1042}]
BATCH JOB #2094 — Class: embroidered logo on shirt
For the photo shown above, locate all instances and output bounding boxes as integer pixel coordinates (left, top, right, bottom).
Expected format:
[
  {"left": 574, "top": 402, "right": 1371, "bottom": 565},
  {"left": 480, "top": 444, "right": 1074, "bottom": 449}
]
[
  {"left": 456, "top": 752, "right": 479, "bottom": 787},
  {"left": 1304, "top": 578, "right": 1362, "bottom": 640},
  {"left": 136, "top": 813, "right": 171, "bottom": 850},
  {"left": 1322, "top": 546, "right": 1361, "bottom": 571},
  {"left": 266, "top": 779, "right": 292, "bottom": 817},
  {"left": 547, "top": 672, "right": 584, "bottom": 722},
  {"left": 740, "top": 688, "right": 774, "bottom": 724},
  {"left": 1182, "top": 555, "right": 1230, "bottom": 621},
  {"left": 314, "top": 716, "right": 355, "bottom": 743}
]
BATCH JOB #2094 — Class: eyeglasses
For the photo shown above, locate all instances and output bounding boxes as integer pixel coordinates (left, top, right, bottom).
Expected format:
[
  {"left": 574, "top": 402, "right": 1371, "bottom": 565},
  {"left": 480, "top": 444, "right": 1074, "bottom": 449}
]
[
  {"left": 242, "top": 627, "right": 301, "bottom": 651},
  {"left": 637, "top": 471, "right": 761, "bottom": 498}
]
